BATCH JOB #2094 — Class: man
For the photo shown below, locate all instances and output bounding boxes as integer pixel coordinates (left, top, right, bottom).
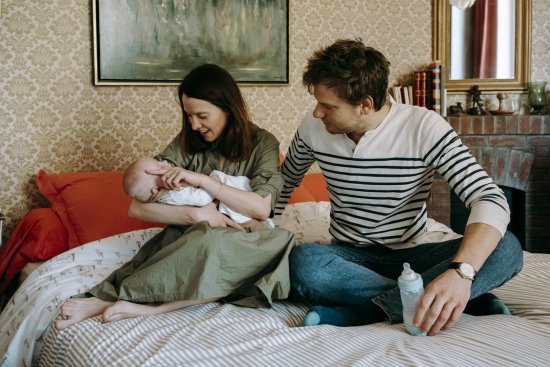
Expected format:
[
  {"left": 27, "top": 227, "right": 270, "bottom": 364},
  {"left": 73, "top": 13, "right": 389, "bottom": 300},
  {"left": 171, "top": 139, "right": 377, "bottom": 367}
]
[{"left": 276, "top": 39, "right": 522, "bottom": 336}]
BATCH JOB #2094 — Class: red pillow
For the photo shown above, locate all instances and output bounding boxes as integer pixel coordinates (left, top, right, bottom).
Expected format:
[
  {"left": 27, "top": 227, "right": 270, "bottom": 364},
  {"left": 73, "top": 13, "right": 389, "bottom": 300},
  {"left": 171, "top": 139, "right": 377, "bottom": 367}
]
[
  {"left": 0, "top": 208, "right": 67, "bottom": 293},
  {"left": 36, "top": 170, "right": 161, "bottom": 249}
]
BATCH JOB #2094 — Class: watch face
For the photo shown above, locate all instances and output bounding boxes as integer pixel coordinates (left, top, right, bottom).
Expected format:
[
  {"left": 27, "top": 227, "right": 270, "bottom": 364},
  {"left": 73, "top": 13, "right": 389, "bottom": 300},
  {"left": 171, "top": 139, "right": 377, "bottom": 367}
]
[{"left": 459, "top": 263, "right": 476, "bottom": 277}]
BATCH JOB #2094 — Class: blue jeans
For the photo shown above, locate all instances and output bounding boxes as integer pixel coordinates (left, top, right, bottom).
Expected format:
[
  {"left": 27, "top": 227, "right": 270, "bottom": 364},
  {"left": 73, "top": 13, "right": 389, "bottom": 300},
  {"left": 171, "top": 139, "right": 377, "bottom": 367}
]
[{"left": 289, "top": 231, "right": 523, "bottom": 323}]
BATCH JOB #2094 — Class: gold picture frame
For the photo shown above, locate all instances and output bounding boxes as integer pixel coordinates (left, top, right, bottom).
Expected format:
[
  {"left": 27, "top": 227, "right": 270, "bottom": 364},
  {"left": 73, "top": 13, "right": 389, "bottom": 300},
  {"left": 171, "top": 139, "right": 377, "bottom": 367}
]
[{"left": 433, "top": 0, "right": 531, "bottom": 93}]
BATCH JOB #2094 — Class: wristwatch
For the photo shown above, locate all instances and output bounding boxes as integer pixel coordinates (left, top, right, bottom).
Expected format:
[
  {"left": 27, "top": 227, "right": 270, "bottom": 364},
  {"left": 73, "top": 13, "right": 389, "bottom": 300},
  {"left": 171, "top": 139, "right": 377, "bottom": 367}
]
[{"left": 448, "top": 262, "right": 477, "bottom": 281}]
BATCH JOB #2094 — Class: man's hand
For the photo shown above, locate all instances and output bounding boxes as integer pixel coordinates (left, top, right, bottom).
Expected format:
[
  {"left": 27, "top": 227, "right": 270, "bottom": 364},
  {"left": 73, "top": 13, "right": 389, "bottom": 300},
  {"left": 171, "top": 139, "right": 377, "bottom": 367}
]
[
  {"left": 193, "top": 203, "right": 244, "bottom": 231},
  {"left": 413, "top": 269, "right": 471, "bottom": 335}
]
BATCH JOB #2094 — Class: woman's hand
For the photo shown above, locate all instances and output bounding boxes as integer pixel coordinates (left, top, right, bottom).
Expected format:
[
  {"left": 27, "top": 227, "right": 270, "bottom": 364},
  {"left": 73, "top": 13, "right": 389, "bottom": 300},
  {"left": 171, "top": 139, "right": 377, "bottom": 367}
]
[
  {"left": 129, "top": 200, "right": 243, "bottom": 230},
  {"left": 148, "top": 167, "right": 206, "bottom": 190},
  {"left": 193, "top": 203, "right": 244, "bottom": 230}
]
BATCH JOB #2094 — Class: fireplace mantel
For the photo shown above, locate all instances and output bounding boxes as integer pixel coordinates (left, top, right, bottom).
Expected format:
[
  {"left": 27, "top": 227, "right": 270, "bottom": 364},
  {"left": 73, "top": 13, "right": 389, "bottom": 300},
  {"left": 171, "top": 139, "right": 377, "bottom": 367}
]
[
  {"left": 446, "top": 115, "right": 550, "bottom": 136},
  {"left": 427, "top": 115, "right": 550, "bottom": 253}
]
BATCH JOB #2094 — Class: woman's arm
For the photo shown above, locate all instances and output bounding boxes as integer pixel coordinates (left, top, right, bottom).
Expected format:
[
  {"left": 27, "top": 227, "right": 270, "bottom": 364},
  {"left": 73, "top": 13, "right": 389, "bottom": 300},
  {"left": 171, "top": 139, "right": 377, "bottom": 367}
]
[
  {"left": 149, "top": 168, "right": 272, "bottom": 221},
  {"left": 128, "top": 199, "right": 243, "bottom": 229},
  {"left": 201, "top": 175, "right": 272, "bottom": 221}
]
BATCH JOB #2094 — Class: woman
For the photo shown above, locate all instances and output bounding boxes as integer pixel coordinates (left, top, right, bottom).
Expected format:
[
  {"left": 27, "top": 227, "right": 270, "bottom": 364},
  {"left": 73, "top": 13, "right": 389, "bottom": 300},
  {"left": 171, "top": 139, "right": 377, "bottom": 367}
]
[{"left": 56, "top": 64, "right": 294, "bottom": 330}]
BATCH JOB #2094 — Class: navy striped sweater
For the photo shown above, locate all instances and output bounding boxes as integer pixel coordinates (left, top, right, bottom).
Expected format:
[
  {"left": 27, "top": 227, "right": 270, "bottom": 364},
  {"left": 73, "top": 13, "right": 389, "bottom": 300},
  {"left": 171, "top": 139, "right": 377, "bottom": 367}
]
[{"left": 276, "top": 103, "right": 510, "bottom": 247}]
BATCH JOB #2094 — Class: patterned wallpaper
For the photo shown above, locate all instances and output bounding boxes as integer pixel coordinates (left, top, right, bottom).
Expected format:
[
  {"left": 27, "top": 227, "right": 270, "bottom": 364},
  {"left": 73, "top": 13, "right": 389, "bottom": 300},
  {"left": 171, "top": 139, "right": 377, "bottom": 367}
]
[{"left": 0, "top": 0, "right": 549, "bottom": 237}]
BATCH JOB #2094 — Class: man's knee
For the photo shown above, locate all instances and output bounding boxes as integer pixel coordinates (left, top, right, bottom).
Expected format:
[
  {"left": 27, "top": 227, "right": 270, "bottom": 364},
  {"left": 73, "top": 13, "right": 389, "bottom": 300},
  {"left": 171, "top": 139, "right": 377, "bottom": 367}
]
[
  {"left": 289, "top": 243, "right": 336, "bottom": 292},
  {"left": 289, "top": 243, "right": 323, "bottom": 277},
  {"left": 486, "top": 230, "right": 523, "bottom": 278},
  {"left": 500, "top": 231, "right": 523, "bottom": 265}
]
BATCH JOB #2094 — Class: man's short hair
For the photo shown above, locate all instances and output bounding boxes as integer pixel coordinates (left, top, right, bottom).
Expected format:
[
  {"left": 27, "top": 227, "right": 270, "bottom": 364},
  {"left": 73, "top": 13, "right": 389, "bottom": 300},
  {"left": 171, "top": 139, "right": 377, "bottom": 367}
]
[{"left": 302, "top": 38, "right": 390, "bottom": 110}]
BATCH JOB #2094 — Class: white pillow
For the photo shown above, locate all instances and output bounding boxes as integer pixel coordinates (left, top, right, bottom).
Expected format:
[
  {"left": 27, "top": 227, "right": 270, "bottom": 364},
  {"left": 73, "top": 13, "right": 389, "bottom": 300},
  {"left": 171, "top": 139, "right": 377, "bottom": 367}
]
[{"left": 275, "top": 202, "right": 332, "bottom": 244}]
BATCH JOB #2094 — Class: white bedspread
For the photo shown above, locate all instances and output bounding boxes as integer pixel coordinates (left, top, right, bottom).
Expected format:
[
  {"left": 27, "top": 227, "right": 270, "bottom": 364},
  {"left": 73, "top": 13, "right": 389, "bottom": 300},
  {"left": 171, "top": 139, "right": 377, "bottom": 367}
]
[
  {"left": 0, "top": 229, "right": 161, "bottom": 367},
  {"left": 1, "top": 202, "right": 550, "bottom": 367}
]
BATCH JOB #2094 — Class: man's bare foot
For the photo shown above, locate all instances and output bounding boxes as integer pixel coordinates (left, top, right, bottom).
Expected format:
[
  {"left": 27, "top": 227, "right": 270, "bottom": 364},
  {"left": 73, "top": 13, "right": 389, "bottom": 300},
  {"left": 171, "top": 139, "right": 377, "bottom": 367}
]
[{"left": 55, "top": 297, "right": 113, "bottom": 330}]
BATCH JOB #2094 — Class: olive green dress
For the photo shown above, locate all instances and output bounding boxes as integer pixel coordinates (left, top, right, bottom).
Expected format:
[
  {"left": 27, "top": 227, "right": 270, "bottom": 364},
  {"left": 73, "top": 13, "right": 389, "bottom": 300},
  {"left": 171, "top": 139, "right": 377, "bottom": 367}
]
[{"left": 87, "top": 125, "right": 295, "bottom": 307}]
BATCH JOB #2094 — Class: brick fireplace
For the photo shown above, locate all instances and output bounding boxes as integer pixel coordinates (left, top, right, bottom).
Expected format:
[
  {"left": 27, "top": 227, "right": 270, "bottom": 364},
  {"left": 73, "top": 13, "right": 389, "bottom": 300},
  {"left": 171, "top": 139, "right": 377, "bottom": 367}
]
[{"left": 427, "top": 115, "right": 550, "bottom": 253}]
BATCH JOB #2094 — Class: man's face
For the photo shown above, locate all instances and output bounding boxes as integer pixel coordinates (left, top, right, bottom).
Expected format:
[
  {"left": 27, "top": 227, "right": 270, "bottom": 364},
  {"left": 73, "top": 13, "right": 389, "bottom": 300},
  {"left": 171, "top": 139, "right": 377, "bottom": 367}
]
[{"left": 311, "top": 83, "right": 364, "bottom": 135}]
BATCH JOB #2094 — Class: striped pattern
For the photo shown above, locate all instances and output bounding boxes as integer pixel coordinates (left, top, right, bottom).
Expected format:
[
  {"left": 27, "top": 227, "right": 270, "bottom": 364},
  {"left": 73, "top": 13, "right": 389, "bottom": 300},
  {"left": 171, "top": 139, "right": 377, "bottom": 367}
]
[
  {"left": 276, "top": 104, "right": 510, "bottom": 246},
  {"left": 34, "top": 225, "right": 550, "bottom": 367},
  {"left": 492, "top": 251, "right": 550, "bottom": 327},
  {"left": 38, "top": 301, "right": 550, "bottom": 366}
]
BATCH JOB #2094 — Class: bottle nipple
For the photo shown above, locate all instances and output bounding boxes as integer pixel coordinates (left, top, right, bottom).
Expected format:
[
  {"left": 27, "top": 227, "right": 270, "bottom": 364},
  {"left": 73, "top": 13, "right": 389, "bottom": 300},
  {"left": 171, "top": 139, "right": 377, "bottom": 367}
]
[{"left": 401, "top": 262, "right": 416, "bottom": 281}]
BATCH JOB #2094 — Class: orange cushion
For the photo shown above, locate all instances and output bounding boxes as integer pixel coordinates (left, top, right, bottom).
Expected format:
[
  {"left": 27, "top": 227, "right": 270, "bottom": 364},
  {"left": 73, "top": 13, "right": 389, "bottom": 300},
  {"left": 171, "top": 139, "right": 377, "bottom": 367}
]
[
  {"left": 289, "top": 173, "right": 329, "bottom": 203},
  {"left": 36, "top": 170, "right": 161, "bottom": 249},
  {"left": 288, "top": 185, "right": 316, "bottom": 204}
]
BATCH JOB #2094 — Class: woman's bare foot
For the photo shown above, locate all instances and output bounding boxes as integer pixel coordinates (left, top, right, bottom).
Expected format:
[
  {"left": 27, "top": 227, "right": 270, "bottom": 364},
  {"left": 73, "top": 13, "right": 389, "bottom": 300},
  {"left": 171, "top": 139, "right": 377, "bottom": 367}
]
[
  {"left": 103, "top": 298, "right": 220, "bottom": 323},
  {"left": 55, "top": 297, "right": 113, "bottom": 330},
  {"left": 102, "top": 301, "right": 164, "bottom": 322}
]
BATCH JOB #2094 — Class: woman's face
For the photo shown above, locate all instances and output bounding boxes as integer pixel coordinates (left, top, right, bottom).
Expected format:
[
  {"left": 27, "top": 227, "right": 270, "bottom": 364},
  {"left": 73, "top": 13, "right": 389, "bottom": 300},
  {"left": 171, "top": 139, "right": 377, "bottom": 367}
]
[{"left": 181, "top": 93, "right": 228, "bottom": 142}]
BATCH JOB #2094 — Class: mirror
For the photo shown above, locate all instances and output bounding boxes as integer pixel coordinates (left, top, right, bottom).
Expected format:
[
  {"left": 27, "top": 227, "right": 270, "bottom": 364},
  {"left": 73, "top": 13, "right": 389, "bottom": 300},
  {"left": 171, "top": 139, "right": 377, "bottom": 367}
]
[{"left": 433, "top": 0, "right": 531, "bottom": 93}]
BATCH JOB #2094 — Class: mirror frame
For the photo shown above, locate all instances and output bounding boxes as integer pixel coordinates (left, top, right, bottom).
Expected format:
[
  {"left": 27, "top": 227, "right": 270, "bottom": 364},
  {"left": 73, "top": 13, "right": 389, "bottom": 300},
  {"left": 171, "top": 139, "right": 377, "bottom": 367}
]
[{"left": 433, "top": 0, "right": 531, "bottom": 93}]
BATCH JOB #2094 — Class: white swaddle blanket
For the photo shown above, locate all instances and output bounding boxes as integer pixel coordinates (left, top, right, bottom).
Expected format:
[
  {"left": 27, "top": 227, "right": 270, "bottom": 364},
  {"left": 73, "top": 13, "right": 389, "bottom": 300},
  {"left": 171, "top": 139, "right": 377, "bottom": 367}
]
[{"left": 157, "top": 170, "right": 252, "bottom": 224}]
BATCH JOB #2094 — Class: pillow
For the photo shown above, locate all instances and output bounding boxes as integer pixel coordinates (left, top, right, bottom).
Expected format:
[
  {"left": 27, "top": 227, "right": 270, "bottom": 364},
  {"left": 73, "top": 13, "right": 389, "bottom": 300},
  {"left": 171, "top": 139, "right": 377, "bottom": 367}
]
[
  {"left": 289, "top": 173, "right": 330, "bottom": 203},
  {"left": 288, "top": 185, "right": 316, "bottom": 203},
  {"left": 279, "top": 152, "right": 329, "bottom": 203},
  {"left": 275, "top": 202, "right": 332, "bottom": 244},
  {"left": 17, "top": 208, "right": 68, "bottom": 261},
  {"left": 0, "top": 208, "right": 67, "bottom": 293},
  {"left": 36, "top": 170, "right": 162, "bottom": 249}
]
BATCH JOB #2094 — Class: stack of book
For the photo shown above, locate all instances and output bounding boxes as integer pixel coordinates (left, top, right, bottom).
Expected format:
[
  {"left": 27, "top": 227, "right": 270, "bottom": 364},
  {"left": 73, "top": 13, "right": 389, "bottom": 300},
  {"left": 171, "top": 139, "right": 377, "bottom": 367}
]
[
  {"left": 391, "top": 85, "right": 413, "bottom": 105},
  {"left": 390, "top": 60, "right": 446, "bottom": 116}
]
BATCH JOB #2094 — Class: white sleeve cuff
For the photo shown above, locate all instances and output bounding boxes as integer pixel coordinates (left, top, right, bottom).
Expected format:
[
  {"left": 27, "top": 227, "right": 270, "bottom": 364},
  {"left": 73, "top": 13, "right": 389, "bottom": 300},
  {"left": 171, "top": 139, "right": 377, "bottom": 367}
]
[{"left": 467, "top": 200, "right": 510, "bottom": 237}]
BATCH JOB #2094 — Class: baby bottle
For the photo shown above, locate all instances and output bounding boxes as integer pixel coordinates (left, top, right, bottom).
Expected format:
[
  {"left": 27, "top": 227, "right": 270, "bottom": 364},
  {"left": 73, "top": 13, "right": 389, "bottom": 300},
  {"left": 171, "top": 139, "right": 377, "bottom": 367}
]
[{"left": 398, "top": 262, "right": 427, "bottom": 336}]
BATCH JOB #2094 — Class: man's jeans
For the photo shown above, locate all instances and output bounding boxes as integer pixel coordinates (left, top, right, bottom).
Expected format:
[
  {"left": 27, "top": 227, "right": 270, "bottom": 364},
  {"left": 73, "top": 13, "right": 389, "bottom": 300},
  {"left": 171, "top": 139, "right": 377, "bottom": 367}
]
[{"left": 289, "top": 231, "right": 523, "bottom": 323}]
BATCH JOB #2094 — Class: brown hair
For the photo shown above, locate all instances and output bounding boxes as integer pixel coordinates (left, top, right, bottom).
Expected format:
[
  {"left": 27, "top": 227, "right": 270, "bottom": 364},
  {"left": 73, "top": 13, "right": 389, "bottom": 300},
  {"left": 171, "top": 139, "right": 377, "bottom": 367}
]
[
  {"left": 177, "top": 64, "right": 253, "bottom": 161},
  {"left": 302, "top": 38, "right": 390, "bottom": 110}
]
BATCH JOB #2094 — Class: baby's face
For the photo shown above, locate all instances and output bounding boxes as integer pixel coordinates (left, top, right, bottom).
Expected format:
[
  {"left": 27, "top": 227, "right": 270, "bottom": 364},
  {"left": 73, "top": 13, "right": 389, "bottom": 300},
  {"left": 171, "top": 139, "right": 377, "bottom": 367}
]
[
  {"left": 134, "top": 175, "right": 158, "bottom": 202},
  {"left": 132, "top": 159, "right": 170, "bottom": 202},
  {"left": 135, "top": 164, "right": 162, "bottom": 202}
]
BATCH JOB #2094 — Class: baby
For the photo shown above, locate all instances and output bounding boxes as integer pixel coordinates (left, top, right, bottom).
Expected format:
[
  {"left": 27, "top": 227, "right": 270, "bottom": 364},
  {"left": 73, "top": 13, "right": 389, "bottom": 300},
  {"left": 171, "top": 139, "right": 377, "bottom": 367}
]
[{"left": 123, "top": 157, "right": 252, "bottom": 224}]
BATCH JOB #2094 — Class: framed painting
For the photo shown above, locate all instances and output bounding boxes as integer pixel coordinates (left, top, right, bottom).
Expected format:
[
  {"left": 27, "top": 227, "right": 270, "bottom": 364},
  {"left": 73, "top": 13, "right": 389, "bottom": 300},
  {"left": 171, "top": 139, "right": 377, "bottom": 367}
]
[{"left": 92, "top": 0, "right": 289, "bottom": 86}]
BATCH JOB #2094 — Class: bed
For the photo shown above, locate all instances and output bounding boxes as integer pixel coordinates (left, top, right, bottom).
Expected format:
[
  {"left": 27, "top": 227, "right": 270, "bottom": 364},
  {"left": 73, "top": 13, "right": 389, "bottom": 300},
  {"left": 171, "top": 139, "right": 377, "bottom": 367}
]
[{"left": 1, "top": 171, "right": 550, "bottom": 367}]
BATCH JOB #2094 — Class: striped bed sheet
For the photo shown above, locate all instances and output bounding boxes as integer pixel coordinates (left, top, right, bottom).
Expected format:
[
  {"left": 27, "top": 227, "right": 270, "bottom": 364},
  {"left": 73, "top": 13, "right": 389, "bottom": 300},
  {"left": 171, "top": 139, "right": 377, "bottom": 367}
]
[
  {"left": 37, "top": 303, "right": 550, "bottom": 367},
  {"left": 1, "top": 202, "right": 549, "bottom": 367}
]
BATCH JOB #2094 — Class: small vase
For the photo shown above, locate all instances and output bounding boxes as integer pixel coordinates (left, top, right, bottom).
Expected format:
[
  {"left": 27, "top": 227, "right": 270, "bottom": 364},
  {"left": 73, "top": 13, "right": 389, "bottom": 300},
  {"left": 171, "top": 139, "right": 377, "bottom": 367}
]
[{"left": 527, "top": 82, "right": 547, "bottom": 115}]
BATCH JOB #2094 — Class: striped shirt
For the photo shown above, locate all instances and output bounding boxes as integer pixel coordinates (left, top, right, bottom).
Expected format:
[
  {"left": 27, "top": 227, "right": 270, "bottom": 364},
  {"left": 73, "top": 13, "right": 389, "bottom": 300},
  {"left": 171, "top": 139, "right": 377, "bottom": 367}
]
[{"left": 276, "top": 103, "right": 510, "bottom": 247}]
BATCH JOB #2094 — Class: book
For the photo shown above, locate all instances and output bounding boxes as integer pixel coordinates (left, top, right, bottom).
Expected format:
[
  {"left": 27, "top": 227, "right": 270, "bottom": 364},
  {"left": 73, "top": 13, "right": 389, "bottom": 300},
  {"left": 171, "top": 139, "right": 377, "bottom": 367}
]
[
  {"left": 430, "top": 60, "right": 442, "bottom": 114},
  {"left": 413, "top": 70, "right": 432, "bottom": 108},
  {"left": 402, "top": 85, "right": 410, "bottom": 105},
  {"left": 440, "top": 64, "right": 446, "bottom": 116},
  {"left": 392, "top": 85, "right": 402, "bottom": 104}
]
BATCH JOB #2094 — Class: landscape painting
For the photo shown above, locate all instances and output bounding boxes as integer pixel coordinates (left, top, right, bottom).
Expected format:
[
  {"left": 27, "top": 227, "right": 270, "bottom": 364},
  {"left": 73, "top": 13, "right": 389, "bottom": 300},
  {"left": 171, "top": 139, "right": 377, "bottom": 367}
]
[{"left": 93, "top": 0, "right": 289, "bottom": 85}]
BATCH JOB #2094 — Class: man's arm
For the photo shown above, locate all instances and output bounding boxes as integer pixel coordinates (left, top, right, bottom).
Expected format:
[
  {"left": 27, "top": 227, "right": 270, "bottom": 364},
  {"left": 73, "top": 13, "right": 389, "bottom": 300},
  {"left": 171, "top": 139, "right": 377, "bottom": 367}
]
[
  {"left": 414, "top": 222, "right": 502, "bottom": 335},
  {"left": 416, "top": 117, "right": 511, "bottom": 335},
  {"left": 275, "top": 128, "right": 316, "bottom": 216}
]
